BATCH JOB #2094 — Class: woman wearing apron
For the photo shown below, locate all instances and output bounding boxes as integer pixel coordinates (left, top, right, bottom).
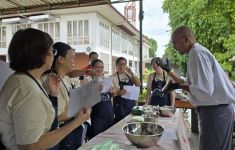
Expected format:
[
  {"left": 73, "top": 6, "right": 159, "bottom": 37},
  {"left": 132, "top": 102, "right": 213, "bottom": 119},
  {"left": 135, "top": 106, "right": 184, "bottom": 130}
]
[
  {"left": 83, "top": 59, "right": 114, "bottom": 138},
  {"left": 43, "top": 42, "right": 87, "bottom": 150},
  {"left": 112, "top": 57, "right": 141, "bottom": 123},
  {"left": 0, "top": 28, "right": 90, "bottom": 150},
  {"left": 146, "top": 57, "right": 175, "bottom": 106}
]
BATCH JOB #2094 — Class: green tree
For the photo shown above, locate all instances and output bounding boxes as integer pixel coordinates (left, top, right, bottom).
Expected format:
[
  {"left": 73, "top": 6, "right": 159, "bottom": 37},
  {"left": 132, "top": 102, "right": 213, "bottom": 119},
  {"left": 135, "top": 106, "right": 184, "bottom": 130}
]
[
  {"left": 149, "top": 38, "right": 158, "bottom": 57},
  {"left": 146, "top": 38, "right": 158, "bottom": 70},
  {"left": 162, "top": 0, "right": 235, "bottom": 78}
]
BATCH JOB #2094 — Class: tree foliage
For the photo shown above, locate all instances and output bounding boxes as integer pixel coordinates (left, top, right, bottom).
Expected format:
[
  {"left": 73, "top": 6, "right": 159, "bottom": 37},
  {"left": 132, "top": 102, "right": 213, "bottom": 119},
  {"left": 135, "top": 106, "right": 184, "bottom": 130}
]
[
  {"left": 162, "top": 0, "right": 235, "bottom": 79},
  {"left": 146, "top": 38, "right": 157, "bottom": 70},
  {"left": 149, "top": 38, "right": 158, "bottom": 57}
]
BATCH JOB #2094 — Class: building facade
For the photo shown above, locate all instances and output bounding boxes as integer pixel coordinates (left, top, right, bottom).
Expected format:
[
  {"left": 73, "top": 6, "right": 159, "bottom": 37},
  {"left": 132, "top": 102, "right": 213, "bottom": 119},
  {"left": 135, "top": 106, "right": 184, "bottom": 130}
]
[{"left": 0, "top": 5, "right": 150, "bottom": 75}]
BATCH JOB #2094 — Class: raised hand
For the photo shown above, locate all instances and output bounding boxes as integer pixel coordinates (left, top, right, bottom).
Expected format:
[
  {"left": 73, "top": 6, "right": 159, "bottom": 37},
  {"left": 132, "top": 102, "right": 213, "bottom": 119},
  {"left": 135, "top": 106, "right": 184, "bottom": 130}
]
[
  {"left": 125, "top": 67, "right": 134, "bottom": 77},
  {"left": 111, "top": 87, "right": 126, "bottom": 96},
  {"left": 87, "top": 69, "right": 97, "bottom": 77},
  {"left": 48, "top": 73, "right": 61, "bottom": 96},
  {"left": 155, "top": 57, "right": 171, "bottom": 73},
  {"left": 162, "top": 80, "right": 180, "bottom": 93}
]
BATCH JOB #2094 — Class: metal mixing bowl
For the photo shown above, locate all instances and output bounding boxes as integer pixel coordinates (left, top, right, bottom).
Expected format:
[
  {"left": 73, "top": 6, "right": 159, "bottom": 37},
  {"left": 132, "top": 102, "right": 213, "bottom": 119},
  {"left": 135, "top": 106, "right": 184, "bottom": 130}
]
[{"left": 122, "top": 122, "right": 164, "bottom": 148}]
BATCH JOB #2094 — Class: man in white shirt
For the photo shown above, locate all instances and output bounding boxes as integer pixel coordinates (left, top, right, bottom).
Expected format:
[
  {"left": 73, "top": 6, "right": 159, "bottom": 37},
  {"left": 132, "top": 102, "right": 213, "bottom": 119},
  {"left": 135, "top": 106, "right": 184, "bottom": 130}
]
[{"left": 157, "top": 26, "right": 235, "bottom": 150}]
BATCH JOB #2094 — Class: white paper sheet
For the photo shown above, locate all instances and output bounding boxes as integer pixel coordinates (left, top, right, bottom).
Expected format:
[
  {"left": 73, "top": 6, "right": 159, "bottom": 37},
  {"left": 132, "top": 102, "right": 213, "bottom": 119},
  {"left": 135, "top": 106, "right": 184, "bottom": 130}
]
[
  {"left": 101, "top": 77, "right": 112, "bottom": 93},
  {"left": 68, "top": 79, "right": 101, "bottom": 117},
  {"left": 0, "top": 61, "right": 13, "bottom": 91},
  {"left": 121, "top": 85, "right": 140, "bottom": 100}
]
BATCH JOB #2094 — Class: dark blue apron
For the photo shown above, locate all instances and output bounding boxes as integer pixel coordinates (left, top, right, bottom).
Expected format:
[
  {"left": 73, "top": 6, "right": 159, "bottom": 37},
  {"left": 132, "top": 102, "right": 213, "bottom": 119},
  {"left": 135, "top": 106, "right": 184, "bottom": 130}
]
[
  {"left": 0, "top": 142, "right": 5, "bottom": 150},
  {"left": 48, "top": 96, "right": 61, "bottom": 150},
  {"left": 113, "top": 73, "right": 136, "bottom": 123},
  {"left": 150, "top": 72, "right": 170, "bottom": 106},
  {"left": 54, "top": 78, "right": 83, "bottom": 150},
  {"left": 48, "top": 97, "right": 83, "bottom": 150},
  {"left": 90, "top": 92, "right": 114, "bottom": 138}
]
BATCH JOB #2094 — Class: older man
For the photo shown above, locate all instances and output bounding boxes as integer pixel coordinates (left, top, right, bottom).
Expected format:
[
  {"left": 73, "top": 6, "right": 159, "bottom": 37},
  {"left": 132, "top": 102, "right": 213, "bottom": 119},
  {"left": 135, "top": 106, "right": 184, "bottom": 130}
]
[{"left": 157, "top": 26, "right": 235, "bottom": 150}]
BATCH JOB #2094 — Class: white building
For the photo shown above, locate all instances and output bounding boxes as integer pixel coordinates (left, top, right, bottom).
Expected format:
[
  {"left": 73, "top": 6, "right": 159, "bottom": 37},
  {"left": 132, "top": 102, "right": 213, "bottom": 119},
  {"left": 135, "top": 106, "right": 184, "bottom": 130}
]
[{"left": 0, "top": 4, "right": 150, "bottom": 74}]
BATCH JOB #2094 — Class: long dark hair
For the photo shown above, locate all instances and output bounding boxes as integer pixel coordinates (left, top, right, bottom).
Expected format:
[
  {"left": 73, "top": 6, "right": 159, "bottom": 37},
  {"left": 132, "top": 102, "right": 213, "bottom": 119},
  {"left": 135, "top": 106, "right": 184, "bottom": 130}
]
[{"left": 45, "top": 42, "right": 73, "bottom": 74}]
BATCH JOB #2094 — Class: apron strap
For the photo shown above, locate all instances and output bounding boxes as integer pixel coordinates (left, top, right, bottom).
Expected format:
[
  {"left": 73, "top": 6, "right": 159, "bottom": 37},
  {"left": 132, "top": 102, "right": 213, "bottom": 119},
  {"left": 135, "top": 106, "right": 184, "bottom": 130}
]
[
  {"left": 163, "top": 71, "right": 166, "bottom": 82},
  {"left": 24, "top": 72, "right": 49, "bottom": 98}
]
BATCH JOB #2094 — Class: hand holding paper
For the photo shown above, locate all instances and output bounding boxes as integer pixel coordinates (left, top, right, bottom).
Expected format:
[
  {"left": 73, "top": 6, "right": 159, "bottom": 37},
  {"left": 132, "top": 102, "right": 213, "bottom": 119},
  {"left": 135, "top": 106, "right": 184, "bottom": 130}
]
[
  {"left": 68, "top": 79, "right": 101, "bottom": 117},
  {"left": 121, "top": 85, "right": 140, "bottom": 100},
  {"left": 74, "top": 108, "right": 91, "bottom": 123},
  {"left": 101, "top": 77, "right": 112, "bottom": 93}
]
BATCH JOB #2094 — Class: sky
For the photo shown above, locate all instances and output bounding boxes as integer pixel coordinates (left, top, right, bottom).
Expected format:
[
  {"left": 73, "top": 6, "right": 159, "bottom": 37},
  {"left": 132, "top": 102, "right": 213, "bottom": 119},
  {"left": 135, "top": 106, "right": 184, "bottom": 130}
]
[{"left": 113, "top": 0, "right": 170, "bottom": 57}]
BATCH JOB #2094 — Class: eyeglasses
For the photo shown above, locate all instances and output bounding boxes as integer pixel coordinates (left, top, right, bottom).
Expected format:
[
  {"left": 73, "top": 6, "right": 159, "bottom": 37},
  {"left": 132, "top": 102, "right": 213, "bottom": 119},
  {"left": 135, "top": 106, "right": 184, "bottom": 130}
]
[
  {"left": 117, "top": 63, "right": 127, "bottom": 66},
  {"left": 52, "top": 49, "right": 58, "bottom": 56}
]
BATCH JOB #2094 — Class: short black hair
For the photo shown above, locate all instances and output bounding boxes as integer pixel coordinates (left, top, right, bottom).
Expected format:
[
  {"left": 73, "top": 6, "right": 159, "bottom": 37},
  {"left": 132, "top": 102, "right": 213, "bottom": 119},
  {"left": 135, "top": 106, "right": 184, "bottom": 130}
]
[
  {"left": 90, "top": 59, "right": 103, "bottom": 67},
  {"left": 8, "top": 28, "right": 53, "bottom": 72},
  {"left": 89, "top": 51, "right": 98, "bottom": 59},
  {"left": 116, "top": 57, "right": 127, "bottom": 66},
  {"left": 50, "top": 42, "right": 74, "bottom": 72},
  {"left": 151, "top": 57, "right": 162, "bottom": 65}
]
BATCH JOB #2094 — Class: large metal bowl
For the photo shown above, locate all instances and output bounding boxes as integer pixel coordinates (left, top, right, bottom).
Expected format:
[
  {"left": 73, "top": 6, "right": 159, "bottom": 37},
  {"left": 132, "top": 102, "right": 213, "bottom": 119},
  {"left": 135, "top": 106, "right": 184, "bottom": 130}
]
[{"left": 122, "top": 122, "right": 164, "bottom": 148}]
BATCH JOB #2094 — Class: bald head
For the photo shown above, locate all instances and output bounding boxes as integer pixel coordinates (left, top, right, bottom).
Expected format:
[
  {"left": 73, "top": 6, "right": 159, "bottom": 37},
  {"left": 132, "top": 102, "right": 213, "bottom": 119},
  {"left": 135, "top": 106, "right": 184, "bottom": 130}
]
[
  {"left": 171, "top": 26, "right": 196, "bottom": 54},
  {"left": 172, "top": 26, "right": 196, "bottom": 42}
]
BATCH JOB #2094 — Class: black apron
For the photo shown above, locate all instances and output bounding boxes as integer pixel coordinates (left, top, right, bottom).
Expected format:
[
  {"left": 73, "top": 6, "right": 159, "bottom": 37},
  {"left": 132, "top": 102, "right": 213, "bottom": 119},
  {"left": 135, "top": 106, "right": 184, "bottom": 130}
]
[
  {"left": 55, "top": 77, "right": 84, "bottom": 150},
  {"left": 90, "top": 92, "right": 114, "bottom": 138},
  {"left": 113, "top": 73, "right": 136, "bottom": 123},
  {"left": 0, "top": 142, "right": 5, "bottom": 150},
  {"left": 150, "top": 72, "right": 171, "bottom": 106}
]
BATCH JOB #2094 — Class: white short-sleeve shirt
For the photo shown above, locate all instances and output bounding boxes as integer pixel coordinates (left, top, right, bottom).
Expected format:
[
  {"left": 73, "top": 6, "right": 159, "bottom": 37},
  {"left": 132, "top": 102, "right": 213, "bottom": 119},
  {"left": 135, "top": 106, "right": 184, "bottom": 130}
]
[
  {"left": 0, "top": 73, "right": 55, "bottom": 150},
  {"left": 42, "top": 75, "right": 80, "bottom": 115}
]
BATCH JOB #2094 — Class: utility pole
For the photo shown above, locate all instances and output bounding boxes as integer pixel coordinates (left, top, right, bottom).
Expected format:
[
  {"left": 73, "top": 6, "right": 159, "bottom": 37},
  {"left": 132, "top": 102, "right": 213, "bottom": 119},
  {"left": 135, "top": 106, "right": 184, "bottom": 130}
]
[{"left": 139, "top": 0, "right": 143, "bottom": 93}]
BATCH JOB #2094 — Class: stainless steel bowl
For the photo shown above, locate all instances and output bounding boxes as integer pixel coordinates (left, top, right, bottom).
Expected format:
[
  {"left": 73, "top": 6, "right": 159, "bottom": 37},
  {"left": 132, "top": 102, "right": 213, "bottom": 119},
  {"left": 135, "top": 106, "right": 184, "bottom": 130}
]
[{"left": 122, "top": 122, "right": 164, "bottom": 148}]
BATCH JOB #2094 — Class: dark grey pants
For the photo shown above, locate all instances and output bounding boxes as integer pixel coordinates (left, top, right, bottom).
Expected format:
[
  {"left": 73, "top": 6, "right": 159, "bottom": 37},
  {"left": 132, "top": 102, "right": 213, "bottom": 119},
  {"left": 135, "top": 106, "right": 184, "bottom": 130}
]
[{"left": 197, "top": 104, "right": 234, "bottom": 150}]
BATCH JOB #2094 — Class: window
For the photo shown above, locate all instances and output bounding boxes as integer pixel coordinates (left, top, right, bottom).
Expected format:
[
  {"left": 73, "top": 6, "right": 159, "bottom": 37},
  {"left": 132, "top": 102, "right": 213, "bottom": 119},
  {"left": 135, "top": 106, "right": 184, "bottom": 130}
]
[
  {"left": 135, "top": 61, "right": 139, "bottom": 74},
  {"left": 38, "top": 22, "right": 60, "bottom": 42},
  {"left": 12, "top": 24, "right": 31, "bottom": 35},
  {"left": 99, "top": 53, "right": 109, "bottom": 73},
  {"left": 121, "top": 33, "right": 128, "bottom": 54},
  {"left": 0, "top": 26, "right": 6, "bottom": 48},
  {"left": 67, "top": 20, "right": 89, "bottom": 45},
  {"left": 134, "top": 43, "right": 139, "bottom": 57},
  {"left": 99, "top": 21, "right": 109, "bottom": 48},
  {"left": 129, "top": 60, "right": 133, "bottom": 67},
  {"left": 111, "top": 28, "right": 120, "bottom": 51},
  {"left": 128, "top": 39, "right": 134, "bottom": 55}
]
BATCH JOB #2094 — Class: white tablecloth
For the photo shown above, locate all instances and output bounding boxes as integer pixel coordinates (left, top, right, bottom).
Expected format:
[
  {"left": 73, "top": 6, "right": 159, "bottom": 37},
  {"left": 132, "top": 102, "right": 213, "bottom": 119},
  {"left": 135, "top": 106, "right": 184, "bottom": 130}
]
[{"left": 78, "top": 109, "right": 190, "bottom": 150}]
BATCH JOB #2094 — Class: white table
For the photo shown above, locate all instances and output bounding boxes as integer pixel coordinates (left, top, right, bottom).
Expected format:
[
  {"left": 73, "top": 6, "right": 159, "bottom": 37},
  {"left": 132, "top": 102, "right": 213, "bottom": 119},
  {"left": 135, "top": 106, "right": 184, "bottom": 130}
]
[{"left": 78, "top": 110, "right": 190, "bottom": 150}]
